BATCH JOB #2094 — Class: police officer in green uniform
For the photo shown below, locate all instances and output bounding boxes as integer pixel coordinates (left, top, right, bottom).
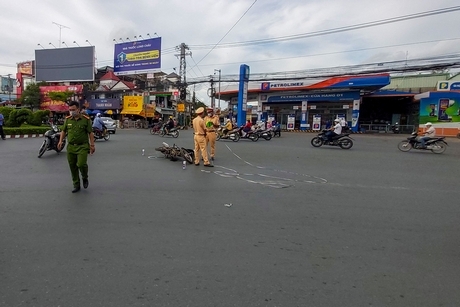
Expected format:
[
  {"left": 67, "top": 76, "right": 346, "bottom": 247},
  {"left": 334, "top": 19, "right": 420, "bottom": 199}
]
[{"left": 58, "top": 101, "right": 95, "bottom": 193}]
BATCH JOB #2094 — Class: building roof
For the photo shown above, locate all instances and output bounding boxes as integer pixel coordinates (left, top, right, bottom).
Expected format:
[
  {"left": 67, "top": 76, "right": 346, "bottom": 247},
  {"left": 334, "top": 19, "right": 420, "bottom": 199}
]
[{"left": 100, "top": 71, "right": 121, "bottom": 81}]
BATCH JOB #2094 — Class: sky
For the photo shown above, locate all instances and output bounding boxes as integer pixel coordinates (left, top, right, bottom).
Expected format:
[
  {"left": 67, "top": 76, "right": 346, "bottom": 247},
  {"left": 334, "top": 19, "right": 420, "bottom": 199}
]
[{"left": 1, "top": 0, "right": 460, "bottom": 105}]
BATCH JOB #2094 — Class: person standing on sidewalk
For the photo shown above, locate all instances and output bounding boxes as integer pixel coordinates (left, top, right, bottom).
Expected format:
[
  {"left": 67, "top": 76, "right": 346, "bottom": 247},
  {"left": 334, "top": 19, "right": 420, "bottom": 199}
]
[
  {"left": 192, "top": 107, "right": 213, "bottom": 167},
  {"left": 204, "top": 107, "right": 221, "bottom": 161},
  {"left": 0, "top": 112, "right": 5, "bottom": 140},
  {"left": 58, "top": 101, "right": 95, "bottom": 193}
]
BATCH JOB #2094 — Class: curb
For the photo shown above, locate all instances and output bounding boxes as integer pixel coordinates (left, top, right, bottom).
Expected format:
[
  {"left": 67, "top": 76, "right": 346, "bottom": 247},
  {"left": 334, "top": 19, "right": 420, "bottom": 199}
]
[{"left": 4, "top": 134, "right": 44, "bottom": 139}]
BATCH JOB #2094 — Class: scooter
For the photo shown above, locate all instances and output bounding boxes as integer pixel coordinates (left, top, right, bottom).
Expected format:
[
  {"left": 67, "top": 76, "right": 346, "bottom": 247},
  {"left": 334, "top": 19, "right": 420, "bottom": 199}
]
[
  {"left": 38, "top": 124, "right": 66, "bottom": 158},
  {"left": 159, "top": 124, "right": 179, "bottom": 138},
  {"left": 253, "top": 124, "right": 272, "bottom": 141},
  {"left": 237, "top": 126, "right": 259, "bottom": 142},
  {"left": 216, "top": 126, "right": 240, "bottom": 142},
  {"left": 397, "top": 132, "right": 447, "bottom": 154}
]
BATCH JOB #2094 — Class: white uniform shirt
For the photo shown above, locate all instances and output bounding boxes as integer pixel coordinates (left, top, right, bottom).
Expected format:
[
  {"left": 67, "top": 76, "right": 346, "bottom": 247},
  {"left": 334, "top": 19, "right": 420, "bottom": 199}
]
[
  {"left": 333, "top": 123, "right": 342, "bottom": 134},
  {"left": 425, "top": 126, "right": 435, "bottom": 137}
]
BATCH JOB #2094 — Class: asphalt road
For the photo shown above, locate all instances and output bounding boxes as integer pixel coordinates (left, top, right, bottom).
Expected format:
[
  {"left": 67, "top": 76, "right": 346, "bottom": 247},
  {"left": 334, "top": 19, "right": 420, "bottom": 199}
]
[{"left": 1, "top": 130, "right": 460, "bottom": 307}]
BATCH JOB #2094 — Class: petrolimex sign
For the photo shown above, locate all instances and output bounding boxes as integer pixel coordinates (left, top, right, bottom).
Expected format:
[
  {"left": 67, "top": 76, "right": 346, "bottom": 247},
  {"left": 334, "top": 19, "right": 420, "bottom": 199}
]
[
  {"left": 261, "top": 82, "right": 304, "bottom": 91},
  {"left": 437, "top": 81, "right": 460, "bottom": 91}
]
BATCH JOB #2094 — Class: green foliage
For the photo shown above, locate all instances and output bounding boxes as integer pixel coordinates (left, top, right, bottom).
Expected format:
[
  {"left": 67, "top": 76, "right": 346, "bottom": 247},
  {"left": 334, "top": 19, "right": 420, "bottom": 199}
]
[
  {"left": 28, "top": 110, "right": 50, "bottom": 126},
  {"left": 0, "top": 107, "right": 14, "bottom": 122},
  {"left": 6, "top": 109, "right": 32, "bottom": 127},
  {"left": 48, "top": 91, "right": 74, "bottom": 102},
  {"left": 19, "top": 83, "right": 41, "bottom": 110},
  {"left": 3, "top": 126, "right": 50, "bottom": 135}
]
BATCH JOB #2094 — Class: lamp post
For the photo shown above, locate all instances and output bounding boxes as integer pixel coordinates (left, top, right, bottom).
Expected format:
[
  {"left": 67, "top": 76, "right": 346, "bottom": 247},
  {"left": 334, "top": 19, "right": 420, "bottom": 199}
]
[{"left": 214, "top": 69, "right": 221, "bottom": 109}]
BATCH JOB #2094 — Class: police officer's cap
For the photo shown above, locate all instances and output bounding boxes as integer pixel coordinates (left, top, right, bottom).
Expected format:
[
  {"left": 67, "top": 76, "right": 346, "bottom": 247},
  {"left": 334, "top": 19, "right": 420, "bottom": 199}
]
[{"left": 196, "top": 107, "right": 205, "bottom": 114}]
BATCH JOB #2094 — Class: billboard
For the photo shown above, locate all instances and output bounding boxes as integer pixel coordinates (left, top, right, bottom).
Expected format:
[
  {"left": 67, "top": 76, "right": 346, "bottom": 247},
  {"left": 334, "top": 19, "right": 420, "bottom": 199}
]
[
  {"left": 113, "top": 37, "right": 161, "bottom": 76},
  {"left": 35, "top": 46, "right": 95, "bottom": 82},
  {"left": 39, "top": 85, "right": 83, "bottom": 112},
  {"left": 88, "top": 98, "right": 121, "bottom": 110},
  {"left": 17, "top": 61, "right": 35, "bottom": 76}
]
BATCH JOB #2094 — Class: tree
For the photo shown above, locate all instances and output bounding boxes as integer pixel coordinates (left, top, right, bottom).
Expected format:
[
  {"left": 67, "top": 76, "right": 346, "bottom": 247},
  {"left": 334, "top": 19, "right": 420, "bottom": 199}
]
[{"left": 19, "top": 83, "right": 41, "bottom": 110}]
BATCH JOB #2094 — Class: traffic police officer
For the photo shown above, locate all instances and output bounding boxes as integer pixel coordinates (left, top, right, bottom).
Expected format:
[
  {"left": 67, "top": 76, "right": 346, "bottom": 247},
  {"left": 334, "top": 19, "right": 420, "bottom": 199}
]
[
  {"left": 204, "top": 108, "right": 221, "bottom": 161},
  {"left": 192, "top": 107, "right": 213, "bottom": 167},
  {"left": 58, "top": 101, "right": 95, "bottom": 193}
]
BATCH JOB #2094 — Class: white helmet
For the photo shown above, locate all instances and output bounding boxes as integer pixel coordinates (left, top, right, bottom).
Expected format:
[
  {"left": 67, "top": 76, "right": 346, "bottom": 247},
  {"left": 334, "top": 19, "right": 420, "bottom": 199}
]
[
  {"left": 96, "top": 113, "right": 101, "bottom": 117},
  {"left": 425, "top": 122, "right": 433, "bottom": 126},
  {"left": 334, "top": 119, "right": 340, "bottom": 123}
]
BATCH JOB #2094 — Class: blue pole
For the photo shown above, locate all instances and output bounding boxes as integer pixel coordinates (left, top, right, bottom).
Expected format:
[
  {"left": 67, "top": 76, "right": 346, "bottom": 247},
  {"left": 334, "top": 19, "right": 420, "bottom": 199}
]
[{"left": 237, "top": 64, "right": 250, "bottom": 127}]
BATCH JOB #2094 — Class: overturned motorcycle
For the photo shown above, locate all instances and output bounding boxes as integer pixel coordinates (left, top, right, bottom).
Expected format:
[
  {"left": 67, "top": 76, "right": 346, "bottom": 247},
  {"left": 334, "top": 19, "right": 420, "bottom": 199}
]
[
  {"left": 155, "top": 142, "right": 194, "bottom": 163},
  {"left": 397, "top": 132, "right": 447, "bottom": 154},
  {"left": 310, "top": 130, "right": 353, "bottom": 149},
  {"left": 38, "top": 123, "right": 66, "bottom": 158}
]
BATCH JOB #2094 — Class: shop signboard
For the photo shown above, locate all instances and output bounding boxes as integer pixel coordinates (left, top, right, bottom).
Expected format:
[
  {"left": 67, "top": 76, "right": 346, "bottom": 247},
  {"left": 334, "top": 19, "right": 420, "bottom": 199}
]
[
  {"left": 287, "top": 115, "right": 295, "bottom": 130},
  {"left": 39, "top": 85, "right": 83, "bottom": 112}
]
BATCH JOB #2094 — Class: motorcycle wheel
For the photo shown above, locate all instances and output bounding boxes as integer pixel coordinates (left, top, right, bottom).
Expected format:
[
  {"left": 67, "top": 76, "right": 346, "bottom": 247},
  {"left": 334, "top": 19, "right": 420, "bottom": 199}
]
[
  {"left": 159, "top": 130, "right": 165, "bottom": 137},
  {"left": 397, "top": 141, "right": 412, "bottom": 152},
  {"left": 150, "top": 128, "right": 156, "bottom": 135},
  {"left": 181, "top": 149, "right": 194, "bottom": 164},
  {"left": 431, "top": 142, "right": 446, "bottom": 154},
  {"left": 172, "top": 131, "right": 179, "bottom": 138},
  {"left": 310, "top": 137, "right": 323, "bottom": 147},
  {"left": 263, "top": 134, "right": 272, "bottom": 141},
  {"left": 249, "top": 134, "right": 259, "bottom": 142},
  {"left": 339, "top": 138, "right": 353, "bottom": 149},
  {"left": 231, "top": 133, "right": 240, "bottom": 142},
  {"left": 216, "top": 134, "right": 221, "bottom": 141},
  {"left": 270, "top": 131, "right": 275, "bottom": 138},
  {"left": 38, "top": 140, "right": 48, "bottom": 158},
  {"left": 104, "top": 133, "right": 110, "bottom": 141}
]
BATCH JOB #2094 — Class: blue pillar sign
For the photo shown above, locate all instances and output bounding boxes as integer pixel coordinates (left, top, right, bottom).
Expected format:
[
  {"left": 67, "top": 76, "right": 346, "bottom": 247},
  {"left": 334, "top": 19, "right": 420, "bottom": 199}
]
[
  {"left": 351, "top": 99, "right": 360, "bottom": 132},
  {"left": 237, "top": 64, "right": 250, "bottom": 127},
  {"left": 300, "top": 101, "right": 308, "bottom": 130}
]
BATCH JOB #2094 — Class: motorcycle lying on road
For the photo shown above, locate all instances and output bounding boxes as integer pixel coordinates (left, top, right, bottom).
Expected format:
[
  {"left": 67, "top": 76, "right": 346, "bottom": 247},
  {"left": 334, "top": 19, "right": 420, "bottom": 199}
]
[
  {"left": 216, "top": 126, "right": 240, "bottom": 142},
  {"left": 397, "top": 132, "right": 447, "bottom": 154},
  {"left": 155, "top": 142, "right": 194, "bottom": 163},
  {"left": 159, "top": 125, "right": 179, "bottom": 138},
  {"left": 310, "top": 130, "right": 353, "bottom": 149},
  {"left": 93, "top": 127, "right": 110, "bottom": 141},
  {"left": 38, "top": 124, "right": 66, "bottom": 158}
]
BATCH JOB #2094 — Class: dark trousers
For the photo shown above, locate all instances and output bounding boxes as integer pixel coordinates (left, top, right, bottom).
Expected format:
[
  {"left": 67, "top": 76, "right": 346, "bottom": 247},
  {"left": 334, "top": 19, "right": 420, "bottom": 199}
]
[
  {"left": 0, "top": 125, "right": 5, "bottom": 139},
  {"left": 325, "top": 131, "right": 337, "bottom": 141}
]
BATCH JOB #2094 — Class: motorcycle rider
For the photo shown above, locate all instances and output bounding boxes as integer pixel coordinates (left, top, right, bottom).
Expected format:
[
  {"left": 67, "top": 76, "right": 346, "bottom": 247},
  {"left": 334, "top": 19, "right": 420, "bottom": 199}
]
[
  {"left": 418, "top": 122, "right": 436, "bottom": 148},
  {"left": 165, "top": 116, "right": 174, "bottom": 134},
  {"left": 325, "top": 118, "right": 342, "bottom": 142},
  {"left": 223, "top": 118, "right": 233, "bottom": 136},
  {"left": 242, "top": 120, "right": 252, "bottom": 137},
  {"left": 92, "top": 113, "right": 106, "bottom": 137}
]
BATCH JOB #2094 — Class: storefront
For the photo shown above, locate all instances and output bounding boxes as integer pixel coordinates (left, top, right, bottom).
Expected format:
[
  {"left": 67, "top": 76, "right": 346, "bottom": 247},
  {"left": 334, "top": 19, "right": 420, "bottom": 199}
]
[{"left": 87, "top": 98, "right": 121, "bottom": 118}]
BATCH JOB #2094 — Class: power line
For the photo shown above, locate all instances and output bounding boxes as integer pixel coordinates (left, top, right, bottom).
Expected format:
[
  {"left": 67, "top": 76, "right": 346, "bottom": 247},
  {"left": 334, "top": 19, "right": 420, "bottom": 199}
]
[{"left": 188, "top": 6, "right": 460, "bottom": 50}]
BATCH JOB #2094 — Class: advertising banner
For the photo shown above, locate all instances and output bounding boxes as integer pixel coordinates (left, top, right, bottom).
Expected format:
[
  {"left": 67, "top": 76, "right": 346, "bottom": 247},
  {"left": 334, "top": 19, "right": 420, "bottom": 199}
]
[
  {"left": 121, "top": 96, "right": 144, "bottom": 116},
  {"left": 145, "top": 104, "right": 155, "bottom": 118},
  {"left": 114, "top": 37, "right": 162, "bottom": 75},
  {"left": 312, "top": 115, "right": 321, "bottom": 131},
  {"left": 88, "top": 98, "right": 121, "bottom": 110},
  {"left": 17, "top": 61, "right": 34, "bottom": 76},
  {"left": 287, "top": 115, "right": 295, "bottom": 130},
  {"left": 416, "top": 92, "right": 460, "bottom": 136},
  {"left": 39, "top": 85, "right": 83, "bottom": 112}
]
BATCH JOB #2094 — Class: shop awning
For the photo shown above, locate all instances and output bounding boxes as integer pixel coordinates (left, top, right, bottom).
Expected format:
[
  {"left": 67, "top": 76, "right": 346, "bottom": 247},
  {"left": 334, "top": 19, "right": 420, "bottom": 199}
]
[
  {"left": 155, "top": 107, "right": 175, "bottom": 115},
  {"left": 121, "top": 109, "right": 145, "bottom": 116}
]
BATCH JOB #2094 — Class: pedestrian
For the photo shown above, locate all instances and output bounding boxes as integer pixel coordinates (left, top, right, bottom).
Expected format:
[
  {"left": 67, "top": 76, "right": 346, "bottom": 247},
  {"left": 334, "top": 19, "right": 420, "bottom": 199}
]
[
  {"left": 204, "top": 107, "right": 220, "bottom": 161},
  {"left": 0, "top": 111, "right": 5, "bottom": 140},
  {"left": 58, "top": 101, "right": 95, "bottom": 193},
  {"left": 192, "top": 107, "right": 213, "bottom": 167}
]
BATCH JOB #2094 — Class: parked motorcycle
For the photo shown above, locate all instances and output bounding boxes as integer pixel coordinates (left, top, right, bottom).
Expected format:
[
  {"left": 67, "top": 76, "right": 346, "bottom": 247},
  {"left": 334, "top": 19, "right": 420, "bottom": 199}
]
[
  {"left": 155, "top": 142, "right": 194, "bottom": 163},
  {"left": 390, "top": 122, "right": 400, "bottom": 134},
  {"left": 216, "top": 126, "right": 240, "bottom": 142},
  {"left": 38, "top": 124, "right": 66, "bottom": 158},
  {"left": 237, "top": 126, "right": 259, "bottom": 142},
  {"left": 159, "top": 125, "right": 179, "bottom": 138},
  {"left": 93, "top": 127, "right": 110, "bottom": 141},
  {"left": 397, "top": 132, "right": 447, "bottom": 154},
  {"left": 253, "top": 125, "right": 272, "bottom": 141},
  {"left": 310, "top": 130, "right": 353, "bottom": 149}
]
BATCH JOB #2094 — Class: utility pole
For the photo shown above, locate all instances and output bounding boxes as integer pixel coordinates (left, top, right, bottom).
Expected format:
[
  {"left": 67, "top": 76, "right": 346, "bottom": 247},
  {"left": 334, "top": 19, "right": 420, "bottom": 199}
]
[
  {"left": 214, "top": 69, "right": 221, "bottom": 109},
  {"left": 7, "top": 74, "right": 11, "bottom": 102},
  {"left": 52, "top": 21, "right": 70, "bottom": 48},
  {"left": 175, "top": 43, "right": 191, "bottom": 126},
  {"left": 209, "top": 77, "right": 215, "bottom": 109}
]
